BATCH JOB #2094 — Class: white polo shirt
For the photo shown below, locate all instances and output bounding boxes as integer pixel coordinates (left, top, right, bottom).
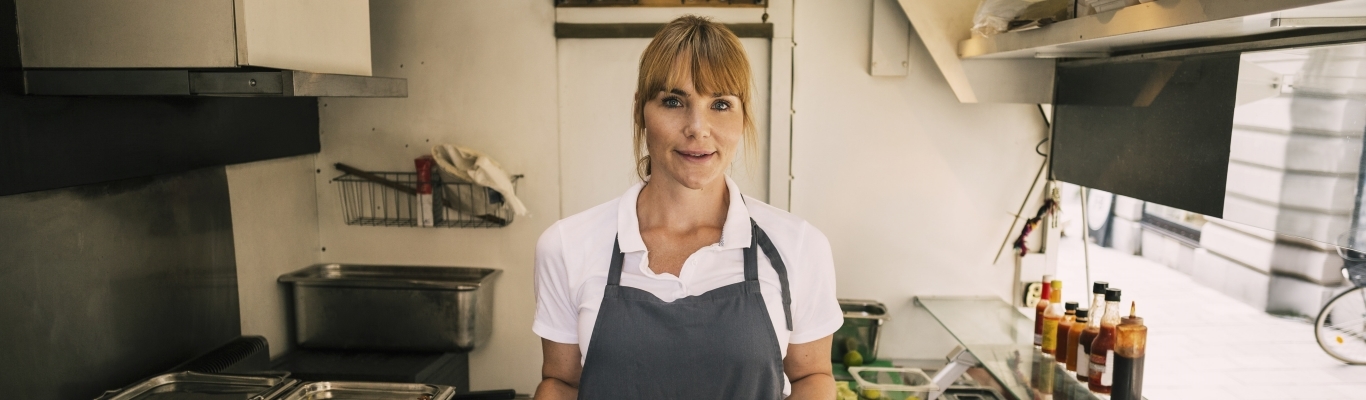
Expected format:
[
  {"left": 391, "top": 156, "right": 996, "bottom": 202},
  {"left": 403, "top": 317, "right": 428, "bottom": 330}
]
[{"left": 533, "top": 176, "right": 843, "bottom": 394}]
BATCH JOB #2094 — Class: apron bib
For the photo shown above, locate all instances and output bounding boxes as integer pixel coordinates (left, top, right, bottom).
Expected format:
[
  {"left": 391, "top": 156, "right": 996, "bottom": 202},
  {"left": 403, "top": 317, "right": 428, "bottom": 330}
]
[{"left": 577, "top": 219, "right": 793, "bottom": 400}]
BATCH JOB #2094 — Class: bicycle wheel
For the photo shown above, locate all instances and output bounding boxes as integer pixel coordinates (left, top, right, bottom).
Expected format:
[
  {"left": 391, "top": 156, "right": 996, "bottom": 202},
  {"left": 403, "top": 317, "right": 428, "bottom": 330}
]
[{"left": 1316, "top": 286, "right": 1366, "bottom": 365}]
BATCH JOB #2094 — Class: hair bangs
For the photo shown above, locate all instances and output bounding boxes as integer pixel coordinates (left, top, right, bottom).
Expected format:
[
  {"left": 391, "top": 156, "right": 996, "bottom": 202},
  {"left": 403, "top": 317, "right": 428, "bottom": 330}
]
[{"left": 650, "top": 36, "right": 748, "bottom": 101}]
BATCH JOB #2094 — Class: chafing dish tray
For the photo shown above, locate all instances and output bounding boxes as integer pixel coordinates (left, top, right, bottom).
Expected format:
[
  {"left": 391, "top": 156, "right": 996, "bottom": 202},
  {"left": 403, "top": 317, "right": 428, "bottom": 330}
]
[
  {"left": 95, "top": 371, "right": 297, "bottom": 400},
  {"left": 274, "top": 381, "right": 456, "bottom": 400},
  {"left": 278, "top": 264, "right": 500, "bottom": 351}
]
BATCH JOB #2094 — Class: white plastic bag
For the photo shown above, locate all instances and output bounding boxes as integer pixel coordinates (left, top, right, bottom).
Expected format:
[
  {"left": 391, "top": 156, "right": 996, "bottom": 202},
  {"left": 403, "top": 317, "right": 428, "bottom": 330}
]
[
  {"left": 973, "top": 0, "right": 1036, "bottom": 37},
  {"left": 972, "top": 0, "right": 1069, "bottom": 37},
  {"left": 431, "top": 145, "right": 528, "bottom": 217}
]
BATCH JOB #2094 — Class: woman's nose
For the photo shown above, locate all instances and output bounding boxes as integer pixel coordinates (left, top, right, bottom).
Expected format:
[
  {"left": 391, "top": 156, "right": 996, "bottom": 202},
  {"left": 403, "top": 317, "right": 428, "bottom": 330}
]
[{"left": 684, "top": 106, "right": 709, "bottom": 138}]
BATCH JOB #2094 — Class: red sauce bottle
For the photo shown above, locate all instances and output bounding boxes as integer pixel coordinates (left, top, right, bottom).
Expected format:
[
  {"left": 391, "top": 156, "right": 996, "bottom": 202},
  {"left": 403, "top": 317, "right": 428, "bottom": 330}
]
[
  {"left": 1055, "top": 301, "right": 1078, "bottom": 365},
  {"left": 1077, "top": 308, "right": 1100, "bottom": 382},
  {"left": 1077, "top": 281, "right": 1108, "bottom": 382},
  {"left": 1066, "top": 308, "right": 1089, "bottom": 373},
  {"left": 1088, "top": 288, "right": 1122, "bottom": 394}
]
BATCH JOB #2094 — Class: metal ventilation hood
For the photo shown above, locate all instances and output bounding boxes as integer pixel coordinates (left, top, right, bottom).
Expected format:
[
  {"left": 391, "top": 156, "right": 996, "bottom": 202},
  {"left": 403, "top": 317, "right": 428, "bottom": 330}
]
[{"left": 22, "top": 68, "right": 407, "bottom": 97}]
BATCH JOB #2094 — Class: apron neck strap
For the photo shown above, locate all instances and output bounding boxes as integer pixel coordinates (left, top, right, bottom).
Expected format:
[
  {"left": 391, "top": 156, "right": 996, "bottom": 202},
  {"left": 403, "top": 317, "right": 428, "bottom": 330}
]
[
  {"left": 744, "top": 220, "right": 759, "bottom": 282},
  {"left": 608, "top": 237, "right": 624, "bottom": 286},
  {"left": 752, "top": 219, "right": 794, "bottom": 331}
]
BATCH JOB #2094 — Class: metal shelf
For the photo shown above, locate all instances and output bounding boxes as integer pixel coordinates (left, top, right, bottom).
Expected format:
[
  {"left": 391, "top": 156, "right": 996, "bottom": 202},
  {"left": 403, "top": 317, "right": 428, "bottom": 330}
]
[{"left": 958, "top": 0, "right": 1365, "bottom": 59}]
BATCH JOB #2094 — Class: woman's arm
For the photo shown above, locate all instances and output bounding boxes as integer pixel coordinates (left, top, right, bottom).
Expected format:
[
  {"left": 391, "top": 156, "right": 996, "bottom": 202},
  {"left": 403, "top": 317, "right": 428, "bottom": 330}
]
[
  {"left": 534, "top": 339, "right": 583, "bottom": 400},
  {"left": 785, "top": 334, "right": 836, "bottom": 400},
  {"left": 532, "top": 224, "right": 584, "bottom": 399}
]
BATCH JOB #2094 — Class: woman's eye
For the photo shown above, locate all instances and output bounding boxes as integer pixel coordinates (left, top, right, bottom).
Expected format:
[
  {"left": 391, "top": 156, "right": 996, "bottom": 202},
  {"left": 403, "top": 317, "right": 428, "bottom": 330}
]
[
  {"left": 662, "top": 98, "right": 682, "bottom": 108},
  {"left": 712, "top": 100, "right": 731, "bottom": 111}
]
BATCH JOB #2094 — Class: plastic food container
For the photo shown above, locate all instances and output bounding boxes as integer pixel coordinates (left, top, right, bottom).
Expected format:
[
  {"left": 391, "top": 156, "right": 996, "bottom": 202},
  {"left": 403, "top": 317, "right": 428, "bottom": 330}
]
[
  {"left": 274, "top": 381, "right": 456, "bottom": 400},
  {"left": 278, "top": 264, "right": 500, "bottom": 351},
  {"left": 848, "top": 367, "right": 938, "bottom": 400},
  {"left": 94, "top": 371, "right": 297, "bottom": 400},
  {"left": 833, "top": 299, "right": 889, "bottom": 363}
]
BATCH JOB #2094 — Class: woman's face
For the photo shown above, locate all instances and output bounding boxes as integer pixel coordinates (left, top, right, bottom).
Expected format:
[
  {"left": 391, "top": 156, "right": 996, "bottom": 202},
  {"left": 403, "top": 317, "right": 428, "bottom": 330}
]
[{"left": 642, "top": 60, "right": 744, "bottom": 190}]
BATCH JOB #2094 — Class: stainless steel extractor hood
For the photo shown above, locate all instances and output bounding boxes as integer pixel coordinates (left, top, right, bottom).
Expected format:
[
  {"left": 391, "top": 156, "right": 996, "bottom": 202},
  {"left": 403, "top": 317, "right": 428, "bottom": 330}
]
[{"left": 22, "top": 69, "right": 407, "bottom": 97}]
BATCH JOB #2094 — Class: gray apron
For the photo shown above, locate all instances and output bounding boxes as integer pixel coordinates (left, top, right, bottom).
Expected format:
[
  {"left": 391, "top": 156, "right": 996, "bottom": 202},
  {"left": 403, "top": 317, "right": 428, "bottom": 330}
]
[{"left": 577, "top": 218, "right": 793, "bottom": 400}]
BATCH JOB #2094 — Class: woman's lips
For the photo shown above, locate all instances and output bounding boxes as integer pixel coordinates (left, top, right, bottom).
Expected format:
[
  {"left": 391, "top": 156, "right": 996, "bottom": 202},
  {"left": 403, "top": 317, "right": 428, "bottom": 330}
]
[{"left": 675, "top": 150, "right": 716, "bottom": 163}]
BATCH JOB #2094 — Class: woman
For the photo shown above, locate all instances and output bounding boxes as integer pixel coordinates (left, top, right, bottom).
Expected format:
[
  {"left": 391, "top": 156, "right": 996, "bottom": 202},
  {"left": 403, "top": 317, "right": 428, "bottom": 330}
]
[{"left": 533, "top": 16, "right": 841, "bottom": 399}]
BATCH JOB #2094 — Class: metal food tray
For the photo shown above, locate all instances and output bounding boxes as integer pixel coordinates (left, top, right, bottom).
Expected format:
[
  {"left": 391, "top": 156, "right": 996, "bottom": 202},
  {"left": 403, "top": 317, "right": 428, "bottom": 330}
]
[
  {"left": 95, "top": 371, "right": 297, "bottom": 400},
  {"left": 833, "top": 299, "right": 889, "bottom": 362},
  {"left": 278, "top": 264, "right": 501, "bottom": 351},
  {"left": 274, "top": 381, "right": 456, "bottom": 400}
]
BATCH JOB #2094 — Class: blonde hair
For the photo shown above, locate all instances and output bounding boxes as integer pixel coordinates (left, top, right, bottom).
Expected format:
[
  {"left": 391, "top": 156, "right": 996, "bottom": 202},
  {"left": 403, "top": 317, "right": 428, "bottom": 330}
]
[{"left": 633, "top": 15, "right": 757, "bottom": 181}]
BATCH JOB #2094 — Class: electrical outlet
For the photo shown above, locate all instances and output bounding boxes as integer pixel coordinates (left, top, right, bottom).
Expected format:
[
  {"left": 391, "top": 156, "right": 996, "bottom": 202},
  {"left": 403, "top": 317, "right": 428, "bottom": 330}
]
[{"left": 1022, "top": 281, "right": 1043, "bottom": 308}]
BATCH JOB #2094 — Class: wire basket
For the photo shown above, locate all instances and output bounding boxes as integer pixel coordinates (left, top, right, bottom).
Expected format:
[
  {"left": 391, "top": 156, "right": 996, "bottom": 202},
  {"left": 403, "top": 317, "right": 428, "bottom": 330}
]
[{"left": 334, "top": 171, "right": 521, "bottom": 228}]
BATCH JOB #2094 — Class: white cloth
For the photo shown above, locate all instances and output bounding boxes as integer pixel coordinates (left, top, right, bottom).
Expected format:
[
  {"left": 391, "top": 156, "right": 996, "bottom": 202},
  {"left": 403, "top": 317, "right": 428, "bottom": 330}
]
[
  {"left": 431, "top": 145, "right": 527, "bottom": 216},
  {"left": 533, "top": 176, "right": 843, "bottom": 395}
]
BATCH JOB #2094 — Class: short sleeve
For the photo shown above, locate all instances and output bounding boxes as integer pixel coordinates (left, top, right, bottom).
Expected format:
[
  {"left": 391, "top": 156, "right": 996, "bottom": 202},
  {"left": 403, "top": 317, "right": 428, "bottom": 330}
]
[
  {"left": 788, "top": 222, "right": 844, "bottom": 344},
  {"left": 532, "top": 223, "right": 580, "bottom": 344}
]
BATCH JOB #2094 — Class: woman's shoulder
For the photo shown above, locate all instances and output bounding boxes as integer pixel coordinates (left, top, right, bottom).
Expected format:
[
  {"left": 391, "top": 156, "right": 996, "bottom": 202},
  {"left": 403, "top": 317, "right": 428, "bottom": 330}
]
[
  {"left": 743, "top": 195, "right": 824, "bottom": 242},
  {"left": 539, "top": 196, "right": 620, "bottom": 253}
]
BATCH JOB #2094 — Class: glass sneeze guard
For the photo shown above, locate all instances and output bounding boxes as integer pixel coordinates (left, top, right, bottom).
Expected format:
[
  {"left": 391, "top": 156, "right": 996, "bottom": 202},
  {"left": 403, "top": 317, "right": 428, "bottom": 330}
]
[{"left": 916, "top": 297, "right": 1106, "bottom": 400}]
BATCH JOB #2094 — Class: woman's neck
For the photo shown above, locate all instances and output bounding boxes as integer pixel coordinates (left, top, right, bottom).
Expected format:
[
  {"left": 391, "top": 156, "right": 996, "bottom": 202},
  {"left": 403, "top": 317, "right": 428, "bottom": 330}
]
[{"left": 636, "top": 175, "right": 729, "bottom": 233}]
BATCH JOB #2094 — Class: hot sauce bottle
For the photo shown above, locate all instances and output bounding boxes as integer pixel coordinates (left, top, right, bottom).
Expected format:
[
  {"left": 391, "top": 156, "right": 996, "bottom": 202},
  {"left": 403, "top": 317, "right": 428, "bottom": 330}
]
[
  {"left": 1089, "top": 281, "right": 1110, "bottom": 320},
  {"left": 1035, "top": 275, "right": 1053, "bottom": 347},
  {"left": 1076, "top": 307, "right": 1100, "bottom": 383},
  {"left": 1113, "top": 301, "right": 1148, "bottom": 400},
  {"left": 1075, "top": 281, "right": 1108, "bottom": 381},
  {"left": 1042, "top": 280, "right": 1065, "bottom": 356},
  {"left": 1065, "top": 308, "right": 1088, "bottom": 374},
  {"left": 1055, "top": 301, "right": 1078, "bottom": 366},
  {"left": 1088, "top": 288, "right": 1122, "bottom": 394}
]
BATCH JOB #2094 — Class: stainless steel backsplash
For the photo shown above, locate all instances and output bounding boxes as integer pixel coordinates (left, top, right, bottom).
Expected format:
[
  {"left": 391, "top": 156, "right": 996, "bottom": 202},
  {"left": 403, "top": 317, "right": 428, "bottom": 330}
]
[{"left": 0, "top": 167, "right": 241, "bottom": 398}]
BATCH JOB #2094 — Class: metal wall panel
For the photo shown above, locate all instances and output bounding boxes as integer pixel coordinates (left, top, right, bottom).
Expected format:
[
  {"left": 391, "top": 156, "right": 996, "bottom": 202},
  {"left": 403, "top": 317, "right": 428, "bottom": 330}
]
[
  {"left": 0, "top": 168, "right": 242, "bottom": 398},
  {"left": 14, "top": 0, "right": 238, "bottom": 68},
  {"left": 0, "top": 92, "right": 321, "bottom": 196},
  {"left": 1052, "top": 53, "right": 1240, "bottom": 217}
]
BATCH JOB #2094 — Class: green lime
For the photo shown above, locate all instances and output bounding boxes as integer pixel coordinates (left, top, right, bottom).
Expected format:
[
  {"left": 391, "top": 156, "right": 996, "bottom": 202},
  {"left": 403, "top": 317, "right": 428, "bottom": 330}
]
[
  {"left": 861, "top": 388, "right": 882, "bottom": 399},
  {"left": 843, "top": 350, "right": 864, "bottom": 367},
  {"left": 836, "top": 386, "right": 858, "bottom": 400}
]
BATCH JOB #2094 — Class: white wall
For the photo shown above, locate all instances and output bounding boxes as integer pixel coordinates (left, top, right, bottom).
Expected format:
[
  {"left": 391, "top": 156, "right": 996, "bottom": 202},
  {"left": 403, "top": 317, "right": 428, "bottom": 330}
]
[
  {"left": 226, "top": 154, "right": 321, "bottom": 358},
  {"left": 790, "top": 0, "right": 1050, "bottom": 359},
  {"left": 314, "top": 1, "right": 560, "bottom": 393}
]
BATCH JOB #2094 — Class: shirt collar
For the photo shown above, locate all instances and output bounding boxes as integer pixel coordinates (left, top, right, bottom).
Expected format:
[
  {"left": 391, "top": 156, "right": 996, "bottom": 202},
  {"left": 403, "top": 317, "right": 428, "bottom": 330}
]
[{"left": 616, "top": 176, "right": 752, "bottom": 253}]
